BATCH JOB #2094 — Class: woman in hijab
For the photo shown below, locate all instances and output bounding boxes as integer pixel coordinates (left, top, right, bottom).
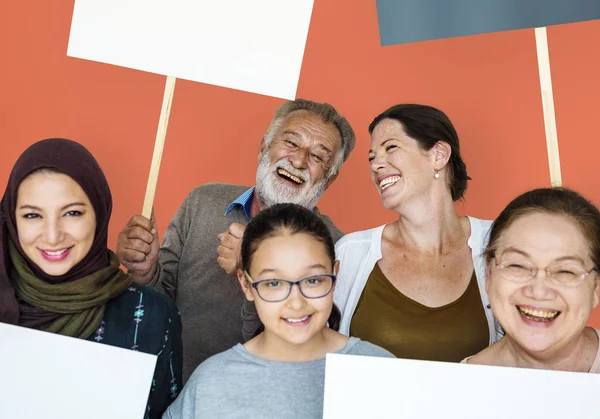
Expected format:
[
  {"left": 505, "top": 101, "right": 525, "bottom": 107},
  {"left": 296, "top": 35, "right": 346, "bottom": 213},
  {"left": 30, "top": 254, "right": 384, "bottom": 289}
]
[{"left": 0, "top": 138, "right": 182, "bottom": 419}]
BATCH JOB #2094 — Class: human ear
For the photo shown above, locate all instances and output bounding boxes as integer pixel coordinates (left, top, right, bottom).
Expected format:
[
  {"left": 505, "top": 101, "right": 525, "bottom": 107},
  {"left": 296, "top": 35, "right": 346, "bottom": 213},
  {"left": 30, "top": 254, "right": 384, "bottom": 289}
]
[
  {"left": 258, "top": 136, "right": 268, "bottom": 162},
  {"left": 592, "top": 276, "right": 600, "bottom": 308},
  {"left": 485, "top": 263, "right": 493, "bottom": 295},
  {"left": 237, "top": 269, "right": 255, "bottom": 302},
  {"left": 432, "top": 141, "right": 451, "bottom": 171}
]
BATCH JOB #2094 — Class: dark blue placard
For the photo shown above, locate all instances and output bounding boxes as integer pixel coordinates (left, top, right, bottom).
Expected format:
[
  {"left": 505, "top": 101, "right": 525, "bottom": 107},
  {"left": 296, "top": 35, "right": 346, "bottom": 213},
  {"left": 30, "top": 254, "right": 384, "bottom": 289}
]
[{"left": 377, "top": 0, "right": 600, "bottom": 46}]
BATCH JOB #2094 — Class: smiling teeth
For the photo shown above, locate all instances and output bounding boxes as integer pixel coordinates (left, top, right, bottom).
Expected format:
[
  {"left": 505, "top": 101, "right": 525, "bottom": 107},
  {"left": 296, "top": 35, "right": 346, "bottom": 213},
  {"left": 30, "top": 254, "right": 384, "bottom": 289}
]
[
  {"left": 380, "top": 176, "right": 400, "bottom": 190},
  {"left": 45, "top": 249, "right": 68, "bottom": 256},
  {"left": 518, "top": 306, "right": 559, "bottom": 319},
  {"left": 285, "top": 315, "right": 309, "bottom": 323},
  {"left": 277, "top": 168, "right": 304, "bottom": 184}
]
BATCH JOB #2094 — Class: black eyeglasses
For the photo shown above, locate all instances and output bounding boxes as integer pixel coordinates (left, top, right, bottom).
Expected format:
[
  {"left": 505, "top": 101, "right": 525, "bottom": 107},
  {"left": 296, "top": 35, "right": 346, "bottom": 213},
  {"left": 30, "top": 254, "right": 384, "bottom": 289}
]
[{"left": 244, "top": 271, "right": 336, "bottom": 302}]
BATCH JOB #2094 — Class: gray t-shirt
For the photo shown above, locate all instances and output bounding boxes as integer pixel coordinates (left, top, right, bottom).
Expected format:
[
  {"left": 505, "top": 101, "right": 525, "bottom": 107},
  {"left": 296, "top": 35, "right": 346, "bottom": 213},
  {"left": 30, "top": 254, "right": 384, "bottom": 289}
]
[
  {"left": 149, "top": 183, "right": 344, "bottom": 381},
  {"left": 163, "top": 337, "right": 394, "bottom": 419}
]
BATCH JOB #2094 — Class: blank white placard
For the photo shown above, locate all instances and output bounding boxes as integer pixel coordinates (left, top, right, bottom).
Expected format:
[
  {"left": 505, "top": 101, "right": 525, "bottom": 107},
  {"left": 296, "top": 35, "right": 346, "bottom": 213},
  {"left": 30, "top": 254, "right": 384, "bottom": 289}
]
[
  {"left": 67, "top": 0, "right": 315, "bottom": 100},
  {"left": 0, "top": 322, "right": 157, "bottom": 419},
  {"left": 324, "top": 353, "right": 600, "bottom": 419}
]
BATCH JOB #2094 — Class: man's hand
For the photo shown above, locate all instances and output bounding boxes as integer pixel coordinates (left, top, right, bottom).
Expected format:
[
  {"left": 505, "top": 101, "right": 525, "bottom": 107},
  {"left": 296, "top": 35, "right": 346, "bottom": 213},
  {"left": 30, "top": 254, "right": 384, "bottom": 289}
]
[
  {"left": 217, "top": 223, "right": 246, "bottom": 276},
  {"left": 117, "top": 215, "right": 160, "bottom": 284}
]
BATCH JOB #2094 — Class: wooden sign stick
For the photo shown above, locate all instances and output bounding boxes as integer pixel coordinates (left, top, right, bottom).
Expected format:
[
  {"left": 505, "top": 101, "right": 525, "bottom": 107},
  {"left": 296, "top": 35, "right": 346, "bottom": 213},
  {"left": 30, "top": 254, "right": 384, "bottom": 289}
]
[
  {"left": 534, "top": 27, "right": 562, "bottom": 187},
  {"left": 142, "top": 75, "right": 177, "bottom": 218}
]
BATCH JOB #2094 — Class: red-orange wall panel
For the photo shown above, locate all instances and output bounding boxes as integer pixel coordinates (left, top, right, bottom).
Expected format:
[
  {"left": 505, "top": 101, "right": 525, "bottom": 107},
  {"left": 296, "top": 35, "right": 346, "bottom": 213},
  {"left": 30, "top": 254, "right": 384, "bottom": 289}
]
[
  {"left": 2, "top": 2, "right": 598, "bottom": 325},
  {"left": 548, "top": 20, "right": 600, "bottom": 327}
]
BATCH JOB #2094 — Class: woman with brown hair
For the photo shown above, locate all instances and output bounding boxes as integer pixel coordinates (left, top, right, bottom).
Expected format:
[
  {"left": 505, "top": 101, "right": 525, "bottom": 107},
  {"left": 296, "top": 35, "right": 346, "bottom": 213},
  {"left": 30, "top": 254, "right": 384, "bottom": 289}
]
[{"left": 335, "top": 104, "right": 502, "bottom": 362}]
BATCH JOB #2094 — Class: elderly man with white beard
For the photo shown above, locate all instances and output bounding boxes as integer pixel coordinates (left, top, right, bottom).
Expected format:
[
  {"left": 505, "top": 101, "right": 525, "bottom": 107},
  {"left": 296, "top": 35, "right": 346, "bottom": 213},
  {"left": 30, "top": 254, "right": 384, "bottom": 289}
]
[{"left": 116, "top": 99, "right": 355, "bottom": 381}]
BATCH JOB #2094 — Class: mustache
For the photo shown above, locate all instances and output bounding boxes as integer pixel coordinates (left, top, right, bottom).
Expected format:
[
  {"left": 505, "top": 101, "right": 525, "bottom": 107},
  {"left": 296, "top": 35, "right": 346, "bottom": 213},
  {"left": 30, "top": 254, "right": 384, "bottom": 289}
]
[{"left": 273, "top": 159, "right": 310, "bottom": 183}]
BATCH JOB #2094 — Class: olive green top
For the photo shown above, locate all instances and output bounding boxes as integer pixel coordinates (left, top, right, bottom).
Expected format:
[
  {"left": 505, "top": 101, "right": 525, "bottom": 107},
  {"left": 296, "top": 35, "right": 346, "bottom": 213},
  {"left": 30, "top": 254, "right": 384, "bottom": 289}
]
[{"left": 350, "top": 263, "right": 489, "bottom": 362}]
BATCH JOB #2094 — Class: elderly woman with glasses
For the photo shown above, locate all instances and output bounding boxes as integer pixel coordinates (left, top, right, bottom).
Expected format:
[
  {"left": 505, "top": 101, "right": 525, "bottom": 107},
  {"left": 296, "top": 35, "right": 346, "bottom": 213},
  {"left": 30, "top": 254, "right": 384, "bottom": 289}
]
[
  {"left": 463, "top": 188, "right": 600, "bottom": 373},
  {"left": 163, "top": 203, "right": 393, "bottom": 419}
]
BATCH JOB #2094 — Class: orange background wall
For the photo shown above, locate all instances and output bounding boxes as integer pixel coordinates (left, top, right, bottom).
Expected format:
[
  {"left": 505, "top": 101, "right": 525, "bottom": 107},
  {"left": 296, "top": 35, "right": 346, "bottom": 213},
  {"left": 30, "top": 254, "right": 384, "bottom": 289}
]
[{"left": 2, "top": 3, "right": 600, "bottom": 324}]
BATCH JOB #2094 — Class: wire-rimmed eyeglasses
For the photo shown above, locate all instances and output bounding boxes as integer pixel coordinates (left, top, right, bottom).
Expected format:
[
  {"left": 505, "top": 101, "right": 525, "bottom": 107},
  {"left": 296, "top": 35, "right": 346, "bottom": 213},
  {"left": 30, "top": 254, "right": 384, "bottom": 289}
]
[{"left": 494, "top": 258, "right": 597, "bottom": 288}]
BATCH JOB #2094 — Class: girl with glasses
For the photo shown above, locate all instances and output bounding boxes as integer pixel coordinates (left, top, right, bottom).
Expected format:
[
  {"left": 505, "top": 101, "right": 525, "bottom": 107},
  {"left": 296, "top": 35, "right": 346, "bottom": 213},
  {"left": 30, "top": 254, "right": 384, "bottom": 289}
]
[
  {"left": 463, "top": 188, "right": 600, "bottom": 373},
  {"left": 164, "top": 203, "right": 393, "bottom": 419}
]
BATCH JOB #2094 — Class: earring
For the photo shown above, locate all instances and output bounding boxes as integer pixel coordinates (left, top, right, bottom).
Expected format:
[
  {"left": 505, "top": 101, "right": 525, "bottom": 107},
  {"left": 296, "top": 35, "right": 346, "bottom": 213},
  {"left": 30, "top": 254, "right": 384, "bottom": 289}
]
[{"left": 434, "top": 171, "right": 440, "bottom": 179}]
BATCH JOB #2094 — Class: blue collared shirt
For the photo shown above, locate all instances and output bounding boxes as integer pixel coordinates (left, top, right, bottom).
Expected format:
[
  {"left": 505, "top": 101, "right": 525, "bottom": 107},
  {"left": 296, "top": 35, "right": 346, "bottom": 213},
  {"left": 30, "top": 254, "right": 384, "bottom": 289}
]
[{"left": 224, "top": 187, "right": 255, "bottom": 220}]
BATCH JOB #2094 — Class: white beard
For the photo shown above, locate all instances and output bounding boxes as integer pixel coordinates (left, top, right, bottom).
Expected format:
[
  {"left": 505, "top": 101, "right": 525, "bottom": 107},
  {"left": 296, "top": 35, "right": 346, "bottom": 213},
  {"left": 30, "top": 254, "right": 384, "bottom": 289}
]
[{"left": 255, "top": 153, "right": 328, "bottom": 210}]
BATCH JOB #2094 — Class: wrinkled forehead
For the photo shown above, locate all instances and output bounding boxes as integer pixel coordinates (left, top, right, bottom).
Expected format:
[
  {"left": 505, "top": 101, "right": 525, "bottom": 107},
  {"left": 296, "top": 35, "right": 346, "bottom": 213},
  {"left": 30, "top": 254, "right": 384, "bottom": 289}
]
[
  {"left": 495, "top": 212, "right": 593, "bottom": 262},
  {"left": 278, "top": 110, "right": 342, "bottom": 151}
]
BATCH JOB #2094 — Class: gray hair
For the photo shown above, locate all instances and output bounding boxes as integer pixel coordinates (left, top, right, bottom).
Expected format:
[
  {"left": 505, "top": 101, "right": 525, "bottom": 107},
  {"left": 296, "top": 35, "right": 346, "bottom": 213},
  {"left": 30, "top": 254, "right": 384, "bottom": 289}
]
[{"left": 263, "top": 99, "right": 356, "bottom": 178}]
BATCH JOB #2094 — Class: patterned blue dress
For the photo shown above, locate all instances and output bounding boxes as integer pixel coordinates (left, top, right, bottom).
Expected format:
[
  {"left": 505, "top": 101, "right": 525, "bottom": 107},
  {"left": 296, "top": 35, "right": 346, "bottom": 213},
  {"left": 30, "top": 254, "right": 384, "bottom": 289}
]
[{"left": 87, "top": 283, "right": 182, "bottom": 419}]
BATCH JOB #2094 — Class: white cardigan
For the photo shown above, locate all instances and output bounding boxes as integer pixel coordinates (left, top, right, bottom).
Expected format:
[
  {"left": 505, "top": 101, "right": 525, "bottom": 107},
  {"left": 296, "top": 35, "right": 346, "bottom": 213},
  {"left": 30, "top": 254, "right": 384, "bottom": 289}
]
[{"left": 334, "top": 217, "right": 503, "bottom": 345}]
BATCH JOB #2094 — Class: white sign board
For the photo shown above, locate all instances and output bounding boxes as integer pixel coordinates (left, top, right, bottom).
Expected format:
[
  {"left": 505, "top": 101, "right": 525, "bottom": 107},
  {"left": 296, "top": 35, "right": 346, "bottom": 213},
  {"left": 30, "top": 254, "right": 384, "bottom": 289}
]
[
  {"left": 67, "top": 0, "right": 315, "bottom": 100},
  {"left": 0, "top": 323, "right": 157, "bottom": 419},
  {"left": 324, "top": 353, "right": 600, "bottom": 419}
]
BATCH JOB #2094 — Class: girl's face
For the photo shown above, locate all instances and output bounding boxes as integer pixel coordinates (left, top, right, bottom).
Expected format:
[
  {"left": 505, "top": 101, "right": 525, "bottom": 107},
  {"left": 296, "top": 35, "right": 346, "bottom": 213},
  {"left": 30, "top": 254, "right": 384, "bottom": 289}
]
[
  {"left": 240, "top": 232, "right": 338, "bottom": 348},
  {"left": 15, "top": 171, "right": 96, "bottom": 276}
]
